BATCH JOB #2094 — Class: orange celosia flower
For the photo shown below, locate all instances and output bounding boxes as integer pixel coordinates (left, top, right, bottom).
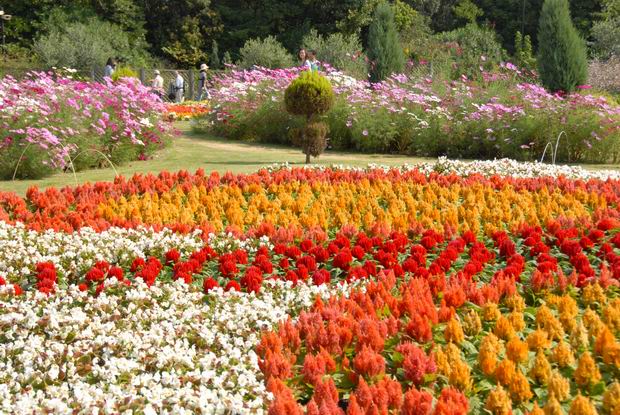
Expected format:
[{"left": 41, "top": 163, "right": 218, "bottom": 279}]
[
  {"left": 536, "top": 305, "right": 564, "bottom": 341},
  {"left": 574, "top": 352, "right": 602, "bottom": 389},
  {"left": 495, "top": 359, "right": 516, "bottom": 386},
  {"left": 506, "top": 294, "right": 526, "bottom": 312},
  {"left": 508, "top": 370, "right": 532, "bottom": 403},
  {"left": 583, "top": 308, "right": 605, "bottom": 338},
  {"left": 479, "top": 333, "right": 502, "bottom": 376},
  {"left": 568, "top": 394, "right": 598, "bottom": 415},
  {"left": 582, "top": 283, "right": 607, "bottom": 307},
  {"left": 527, "top": 403, "right": 544, "bottom": 415},
  {"left": 494, "top": 316, "right": 515, "bottom": 341},
  {"left": 570, "top": 322, "right": 590, "bottom": 350},
  {"left": 527, "top": 329, "right": 551, "bottom": 351},
  {"left": 506, "top": 337, "right": 528, "bottom": 363}
]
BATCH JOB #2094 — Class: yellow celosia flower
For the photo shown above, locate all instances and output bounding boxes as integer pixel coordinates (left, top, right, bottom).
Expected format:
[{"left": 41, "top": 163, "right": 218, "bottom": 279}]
[
  {"left": 544, "top": 396, "right": 564, "bottom": 415},
  {"left": 462, "top": 308, "right": 482, "bottom": 336},
  {"left": 483, "top": 302, "right": 501, "bottom": 321},
  {"left": 583, "top": 308, "right": 606, "bottom": 338},
  {"left": 569, "top": 394, "right": 598, "bottom": 415},
  {"left": 550, "top": 341, "right": 575, "bottom": 368},
  {"left": 435, "top": 346, "right": 450, "bottom": 377},
  {"left": 509, "top": 311, "right": 526, "bottom": 333},
  {"left": 448, "top": 358, "right": 472, "bottom": 392},
  {"left": 529, "top": 351, "right": 551, "bottom": 385},
  {"left": 485, "top": 384, "right": 512, "bottom": 415},
  {"left": 529, "top": 402, "right": 544, "bottom": 415},
  {"left": 582, "top": 283, "right": 607, "bottom": 307},
  {"left": 536, "top": 305, "right": 564, "bottom": 341},
  {"left": 556, "top": 295, "right": 578, "bottom": 332},
  {"left": 604, "top": 298, "right": 620, "bottom": 333},
  {"left": 506, "top": 294, "right": 526, "bottom": 312},
  {"left": 547, "top": 370, "right": 570, "bottom": 402},
  {"left": 506, "top": 337, "right": 529, "bottom": 363},
  {"left": 494, "top": 316, "right": 516, "bottom": 341},
  {"left": 479, "top": 333, "right": 502, "bottom": 376},
  {"left": 574, "top": 352, "right": 602, "bottom": 389},
  {"left": 570, "top": 322, "right": 590, "bottom": 350},
  {"left": 509, "top": 370, "right": 533, "bottom": 403},
  {"left": 444, "top": 317, "right": 465, "bottom": 344},
  {"left": 603, "top": 382, "right": 620, "bottom": 414},
  {"left": 527, "top": 329, "right": 551, "bottom": 351}
]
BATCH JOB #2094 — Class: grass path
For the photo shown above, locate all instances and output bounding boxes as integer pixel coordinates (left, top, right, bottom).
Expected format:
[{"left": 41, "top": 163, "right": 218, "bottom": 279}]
[{"left": 0, "top": 122, "right": 430, "bottom": 195}]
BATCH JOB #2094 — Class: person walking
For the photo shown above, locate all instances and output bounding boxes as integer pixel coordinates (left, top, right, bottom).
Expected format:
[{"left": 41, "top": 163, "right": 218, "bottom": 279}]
[
  {"left": 197, "top": 63, "right": 210, "bottom": 101},
  {"left": 104, "top": 58, "right": 116, "bottom": 78},
  {"left": 151, "top": 70, "right": 164, "bottom": 98},
  {"left": 173, "top": 71, "right": 184, "bottom": 103}
]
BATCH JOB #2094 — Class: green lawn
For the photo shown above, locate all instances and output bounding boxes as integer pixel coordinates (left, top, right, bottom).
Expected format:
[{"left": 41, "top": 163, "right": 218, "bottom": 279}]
[{"left": 0, "top": 123, "right": 430, "bottom": 195}]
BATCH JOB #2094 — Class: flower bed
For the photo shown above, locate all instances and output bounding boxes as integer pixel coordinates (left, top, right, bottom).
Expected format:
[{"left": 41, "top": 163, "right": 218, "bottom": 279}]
[
  {"left": 196, "top": 66, "right": 620, "bottom": 163},
  {"left": 0, "top": 159, "right": 620, "bottom": 413},
  {"left": 165, "top": 101, "right": 210, "bottom": 121},
  {"left": 0, "top": 72, "right": 171, "bottom": 180}
]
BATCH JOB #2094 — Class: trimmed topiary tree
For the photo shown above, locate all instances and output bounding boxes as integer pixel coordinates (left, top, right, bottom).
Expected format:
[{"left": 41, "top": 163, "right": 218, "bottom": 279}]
[
  {"left": 537, "top": 0, "right": 588, "bottom": 93},
  {"left": 284, "top": 70, "right": 335, "bottom": 163},
  {"left": 367, "top": 1, "right": 405, "bottom": 82}
]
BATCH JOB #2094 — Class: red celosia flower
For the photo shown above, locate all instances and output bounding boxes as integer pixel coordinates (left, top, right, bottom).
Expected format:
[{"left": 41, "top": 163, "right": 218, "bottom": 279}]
[
  {"left": 225, "top": 280, "right": 241, "bottom": 291},
  {"left": 203, "top": 277, "right": 219, "bottom": 292},
  {"left": 85, "top": 267, "right": 105, "bottom": 283},
  {"left": 130, "top": 257, "right": 146, "bottom": 272},
  {"left": 406, "top": 313, "right": 432, "bottom": 343},
  {"left": 312, "top": 269, "right": 331, "bottom": 286},
  {"left": 353, "top": 344, "right": 386, "bottom": 378},
  {"left": 434, "top": 387, "right": 469, "bottom": 415},
  {"left": 402, "top": 387, "right": 433, "bottom": 415},
  {"left": 396, "top": 342, "right": 436, "bottom": 386},
  {"left": 333, "top": 249, "right": 353, "bottom": 270}
]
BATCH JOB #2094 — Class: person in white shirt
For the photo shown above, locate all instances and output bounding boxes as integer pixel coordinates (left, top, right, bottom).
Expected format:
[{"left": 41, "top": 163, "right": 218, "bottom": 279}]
[
  {"left": 173, "top": 71, "right": 184, "bottom": 103},
  {"left": 151, "top": 70, "right": 164, "bottom": 98},
  {"left": 104, "top": 57, "right": 116, "bottom": 78}
]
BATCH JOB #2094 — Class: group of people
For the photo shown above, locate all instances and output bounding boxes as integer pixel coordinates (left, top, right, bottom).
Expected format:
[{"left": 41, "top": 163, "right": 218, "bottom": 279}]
[
  {"left": 298, "top": 49, "right": 320, "bottom": 71},
  {"left": 103, "top": 48, "right": 321, "bottom": 104}
]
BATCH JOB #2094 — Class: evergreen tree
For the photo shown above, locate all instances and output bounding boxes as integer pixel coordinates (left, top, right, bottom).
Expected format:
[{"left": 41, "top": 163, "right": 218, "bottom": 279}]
[
  {"left": 210, "top": 40, "right": 221, "bottom": 69},
  {"left": 366, "top": 1, "right": 405, "bottom": 82},
  {"left": 537, "top": 0, "right": 588, "bottom": 92}
]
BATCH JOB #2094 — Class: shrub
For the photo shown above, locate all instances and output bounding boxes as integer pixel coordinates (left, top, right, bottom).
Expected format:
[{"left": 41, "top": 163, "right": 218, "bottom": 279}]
[
  {"left": 285, "top": 71, "right": 335, "bottom": 163},
  {"left": 34, "top": 16, "right": 151, "bottom": 70},
  {"left": 111, "top": 66, "right": 138, "bottom": 82},
  {"left": 436, "top": 24, "right": 506, "bottom": 80},
  {"left": 284, "top": 71, "right": 335, "bottom": 119},
  {"left": 514, "top": 31, "right": 536, "bottom": 71},
  {"left": 367, "top": 2, "right": 405, "bottom": 82},
  {"left": 591, "top": 18, "right": 620, "bottom": 59},
  {"left": 210, "top": 40, "right": 221, "bottom": 70},
  {"left": 237, "top": 36, "right": 294, "bottom": 69},
  {"left": 537, "top": 0, "right": 588, "bottom": 93},
  {"left": 301, "top": 30, "right": 367, "bottom": 78}
]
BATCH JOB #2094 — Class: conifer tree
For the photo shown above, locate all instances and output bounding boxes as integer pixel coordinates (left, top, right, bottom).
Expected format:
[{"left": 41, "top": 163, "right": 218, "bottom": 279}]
[
  {"left": 367, "top": 2, "right": 405, "bottom": 82},
  {"left": 537, "top": 0, "right": 588, "bottom": 92},
  {"left": 210, "top": 40, "right": 221, "bottom": 69}
]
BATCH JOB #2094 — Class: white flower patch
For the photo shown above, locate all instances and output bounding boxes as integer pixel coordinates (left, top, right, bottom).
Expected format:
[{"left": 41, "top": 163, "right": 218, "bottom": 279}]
[
  {"left": 0, "top": 279, "right": 351, "bottom": 414},
  {"left": 265, "top": 157, "right": 620, "bottom": 181},
  {"left": 0, "top": 222, "right": 204, "bottom": 281}
]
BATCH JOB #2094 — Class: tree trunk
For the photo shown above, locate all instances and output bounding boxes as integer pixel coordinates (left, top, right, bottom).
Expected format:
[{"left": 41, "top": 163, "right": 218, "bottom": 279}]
[{"left": 305, "top": 152, "right": 311, "bottom": 164}]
